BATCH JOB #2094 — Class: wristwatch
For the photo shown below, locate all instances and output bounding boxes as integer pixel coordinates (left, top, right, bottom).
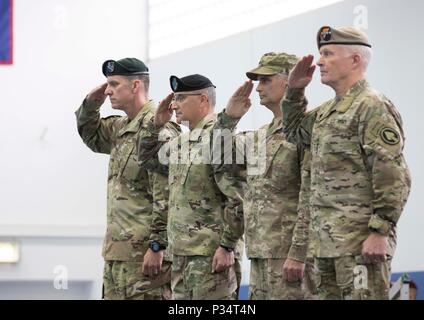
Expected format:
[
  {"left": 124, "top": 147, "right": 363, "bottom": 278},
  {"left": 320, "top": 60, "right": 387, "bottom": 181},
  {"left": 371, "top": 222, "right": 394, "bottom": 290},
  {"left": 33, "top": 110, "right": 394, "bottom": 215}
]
[
  {"left": 150, "top": 241, "right": 166, "bottom": 253},
  {"left": 220, "top": 245, "right": 234, "bottom": 252}
]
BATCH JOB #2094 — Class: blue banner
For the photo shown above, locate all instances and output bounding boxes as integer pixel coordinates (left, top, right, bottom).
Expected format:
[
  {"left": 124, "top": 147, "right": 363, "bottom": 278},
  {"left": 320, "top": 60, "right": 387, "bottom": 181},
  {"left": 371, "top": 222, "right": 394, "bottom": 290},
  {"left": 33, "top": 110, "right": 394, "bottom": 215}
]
[{"left": 0, "top": 0, "right": 12, "bottom": 64}]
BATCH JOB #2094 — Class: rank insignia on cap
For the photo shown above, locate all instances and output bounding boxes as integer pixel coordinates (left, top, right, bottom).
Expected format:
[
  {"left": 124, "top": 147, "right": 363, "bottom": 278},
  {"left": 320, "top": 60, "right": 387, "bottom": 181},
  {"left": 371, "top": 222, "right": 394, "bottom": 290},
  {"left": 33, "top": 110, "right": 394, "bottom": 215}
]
[
  {"left": 320, "top": 27, "right": 332, "bottom": 41},
  {"left": 169, "top": 74, "right": 215, "bottom": 92},
  {"left": 380, "top": 127, "right": 400, "bottom": 145},
  {"left": 171, "top": 77, "right": 179, "bottom": 91},
  {"left": 106, "top": 61, "right": 115, "bottom": 73}
]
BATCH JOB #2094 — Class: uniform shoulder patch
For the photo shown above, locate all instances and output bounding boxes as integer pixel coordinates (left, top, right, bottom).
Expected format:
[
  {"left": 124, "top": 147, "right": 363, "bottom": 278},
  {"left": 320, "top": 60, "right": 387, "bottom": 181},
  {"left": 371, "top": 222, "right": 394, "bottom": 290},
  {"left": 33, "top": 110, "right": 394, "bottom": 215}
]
[{"left": 379, "top": 127, "right": 400, "bottom": 145}]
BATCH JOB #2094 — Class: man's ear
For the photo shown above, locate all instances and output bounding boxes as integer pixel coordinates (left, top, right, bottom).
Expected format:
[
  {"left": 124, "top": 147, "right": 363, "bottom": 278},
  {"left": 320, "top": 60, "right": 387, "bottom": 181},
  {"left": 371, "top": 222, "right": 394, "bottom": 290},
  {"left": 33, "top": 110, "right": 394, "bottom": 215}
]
[
  {"left": 200, "top": 93, "right": 209, "bottom": 104},
  {"left": 132, "top": 79, "right": 142, "bottom": 93},
  {"left": 352, "top": 53, "right": 361, "bottom": 67},
  {"left": 198, "top": 94, "right": 210, "bottom": 110}
]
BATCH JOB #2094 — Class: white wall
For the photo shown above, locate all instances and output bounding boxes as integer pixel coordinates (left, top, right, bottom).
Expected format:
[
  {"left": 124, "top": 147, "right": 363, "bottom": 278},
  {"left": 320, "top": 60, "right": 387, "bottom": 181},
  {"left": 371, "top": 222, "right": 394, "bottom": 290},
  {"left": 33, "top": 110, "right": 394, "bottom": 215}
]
[
  {"left": 0, "top": 0, "right": 148, "bottom": 228},
  {"left": 0, "top": 0, "right": 148, "bottom": 299}
]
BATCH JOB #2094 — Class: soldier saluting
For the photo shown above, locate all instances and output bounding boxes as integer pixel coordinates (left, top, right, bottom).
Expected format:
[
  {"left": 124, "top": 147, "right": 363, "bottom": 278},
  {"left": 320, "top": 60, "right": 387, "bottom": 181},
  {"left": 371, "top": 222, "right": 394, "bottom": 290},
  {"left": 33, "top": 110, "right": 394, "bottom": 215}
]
[{"left": 281, "top": 26, "right": 411, "bottom": 299}]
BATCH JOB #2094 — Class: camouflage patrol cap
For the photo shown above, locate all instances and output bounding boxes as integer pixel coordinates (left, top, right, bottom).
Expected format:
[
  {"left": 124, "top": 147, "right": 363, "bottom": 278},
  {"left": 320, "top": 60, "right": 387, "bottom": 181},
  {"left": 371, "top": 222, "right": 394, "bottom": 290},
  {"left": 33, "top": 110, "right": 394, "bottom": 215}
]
[
  {"left": 246, "top": 52, "right": 299, "bottom": 80},
  {"left": 102, "top": 57, "right": 149, "bottom": 77},
  {"left": 170, "top": 74, "right": 216, "bottom": 92},
  {"left": 317, "top": 26, "right": 372, "bottom": 49}
]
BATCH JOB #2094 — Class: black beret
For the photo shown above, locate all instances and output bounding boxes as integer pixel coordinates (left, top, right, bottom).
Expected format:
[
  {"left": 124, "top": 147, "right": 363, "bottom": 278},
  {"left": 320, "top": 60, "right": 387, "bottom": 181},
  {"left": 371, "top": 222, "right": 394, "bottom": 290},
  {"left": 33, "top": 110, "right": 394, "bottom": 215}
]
[
  {"left": 102, "top": 58, "right": 149, "bottom": 77},
  {"left": 170, "top": 74, "right": 216, "bottom": 92}
]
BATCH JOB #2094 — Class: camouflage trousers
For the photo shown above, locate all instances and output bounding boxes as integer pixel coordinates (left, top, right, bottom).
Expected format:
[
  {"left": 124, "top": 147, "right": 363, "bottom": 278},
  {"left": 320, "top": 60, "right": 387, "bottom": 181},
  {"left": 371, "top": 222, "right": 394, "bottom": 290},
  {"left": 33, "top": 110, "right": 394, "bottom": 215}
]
[
  {"left": 171, "top": 255, "right": 238, "bottom": 300},
  {"left": 103, "top": 260, "right": 172, "bottom": 300},
  {"left": 248, "top": 258, "right": 317, "bottom": 300},
  {"left": 315, "top": 255, "right": 392, "bottom": 300}
]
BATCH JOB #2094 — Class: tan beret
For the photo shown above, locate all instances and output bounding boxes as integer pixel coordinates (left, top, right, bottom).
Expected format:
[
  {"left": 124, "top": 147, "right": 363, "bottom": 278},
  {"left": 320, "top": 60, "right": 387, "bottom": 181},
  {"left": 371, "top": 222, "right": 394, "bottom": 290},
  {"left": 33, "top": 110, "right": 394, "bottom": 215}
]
[{"left": 317, "top": 26, "right": 371, "bottom": 49}]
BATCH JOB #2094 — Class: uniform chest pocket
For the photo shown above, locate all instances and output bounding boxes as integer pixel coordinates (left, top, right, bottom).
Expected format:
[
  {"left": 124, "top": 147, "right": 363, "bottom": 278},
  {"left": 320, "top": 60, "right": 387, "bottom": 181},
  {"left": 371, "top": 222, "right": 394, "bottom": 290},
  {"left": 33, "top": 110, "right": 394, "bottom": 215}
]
[
  {"left": 262, "top": 139, "right": 284, "bottom": 177},
  {"left": 264, "top": 140, "right": 298, "bottom": 179},
  {"left": 319, "top": 140, "right": 365, "bottom": 173},
  {"left": 321, "top": 140, "right": 360, "bottom": 155},
  {"left": 108, "top": 149, "right": 119, "bottom": 179},
  {"left": 315, "top": 115, "right": 357, "bottom": 144},
  {"left": 119, "top": 139, "right": 141, "bottom": 182},
  {"left": 327, "top": 117, "right": 350, "bottom": 130},
  {"left": 179, "top": 146, "right": 206, "bottom": 185},
  {"left": 122, "top": 153, "right": 143, "bottom": 182},
  {"left": 179, "top": 163, "right": 191, "bottom": 185}
]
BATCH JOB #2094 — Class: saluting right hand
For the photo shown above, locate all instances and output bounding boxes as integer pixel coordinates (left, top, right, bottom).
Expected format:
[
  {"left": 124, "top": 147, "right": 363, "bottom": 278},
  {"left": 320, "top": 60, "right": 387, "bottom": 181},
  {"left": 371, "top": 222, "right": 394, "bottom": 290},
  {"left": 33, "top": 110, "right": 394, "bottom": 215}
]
[
  {"left": 86, "top": 83, "right": 108, "bottom": 107},
  {"left": 288, "top": 55, "right": 316, "bottom": 89},
  {"left": 154, "top": 93, "right": 174, "bottom": 128},
  {"left": 224, "top": 80, "right": 254, "bottom": 119}
]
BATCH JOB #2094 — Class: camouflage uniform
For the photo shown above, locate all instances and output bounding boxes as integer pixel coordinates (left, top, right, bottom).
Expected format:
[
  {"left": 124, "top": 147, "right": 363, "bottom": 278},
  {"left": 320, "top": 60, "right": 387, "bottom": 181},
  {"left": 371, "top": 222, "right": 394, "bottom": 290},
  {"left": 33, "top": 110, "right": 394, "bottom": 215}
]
[
  {"left": 103, "top": 261, "right": 172, "bottom": 300},
  {"left": 281, "top": 80, "right": 411, "bottom": 299},
  {"left": 75, "top": 99, "right": 172, "bottom": 300},
  {"left": 292, "top": 129, "right": 319, "bottom": 300},
  {"left": 212, "top": 111, "right": 315, "bottom": 300},
  {"left": 138, "top": 113, "right": 244, "bottom": 300}
]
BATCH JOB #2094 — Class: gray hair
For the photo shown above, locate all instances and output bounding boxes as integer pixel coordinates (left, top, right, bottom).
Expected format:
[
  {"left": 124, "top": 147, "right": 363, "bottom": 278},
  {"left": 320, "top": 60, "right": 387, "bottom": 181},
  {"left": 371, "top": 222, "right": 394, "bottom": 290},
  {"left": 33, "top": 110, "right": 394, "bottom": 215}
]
[
  {"left": 201, "top": 86, "right": 216, "bottom": 108},
  {"left": 345, "top": 45, "right": 373, "bottom": 71}
]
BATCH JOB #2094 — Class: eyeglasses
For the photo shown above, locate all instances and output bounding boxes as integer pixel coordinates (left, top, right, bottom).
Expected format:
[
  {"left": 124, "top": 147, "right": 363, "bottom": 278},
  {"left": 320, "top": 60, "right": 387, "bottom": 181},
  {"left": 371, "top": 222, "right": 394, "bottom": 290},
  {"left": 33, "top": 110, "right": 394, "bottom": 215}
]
[{"left": 171, "top": 93, "right": 202, "bottom": 103}]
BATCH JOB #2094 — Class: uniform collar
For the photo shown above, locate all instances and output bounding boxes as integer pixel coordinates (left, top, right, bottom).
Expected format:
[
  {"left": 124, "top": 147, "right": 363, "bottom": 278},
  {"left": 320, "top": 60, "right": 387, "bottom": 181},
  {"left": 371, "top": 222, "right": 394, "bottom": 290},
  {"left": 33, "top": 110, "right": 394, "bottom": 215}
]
[
  {"left": 189, "top": 113, "right": 216, "bottom": 142},
  {"left": 267, "top": 116, "right": 283, "bottom": 136},
  {"left": 118, "top": 100, "right": 155, "bottom": 136},
  {"left": 317, "top": 79, "right": 368, "bottom": 121}
]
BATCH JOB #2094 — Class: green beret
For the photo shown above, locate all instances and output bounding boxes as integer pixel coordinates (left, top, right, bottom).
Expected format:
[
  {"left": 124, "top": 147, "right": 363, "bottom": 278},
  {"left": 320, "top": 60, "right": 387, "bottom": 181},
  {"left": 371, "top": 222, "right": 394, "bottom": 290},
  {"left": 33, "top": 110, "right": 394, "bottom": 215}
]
[
  {"left": 317, "top": 26, "right": 371, "bottom": 49},
  {"left": 170, "top": 74, "right": 216, "bottom": 92},
  {"left": 102, "top": 58, "right": 149, "bottom": 77},
  {"left": 246, "top": 52, "right": 299, "bottom": 80}
]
